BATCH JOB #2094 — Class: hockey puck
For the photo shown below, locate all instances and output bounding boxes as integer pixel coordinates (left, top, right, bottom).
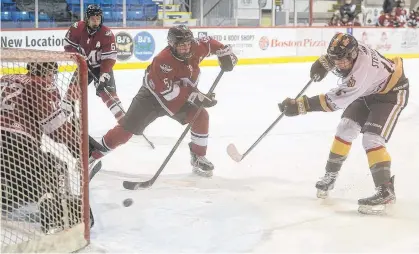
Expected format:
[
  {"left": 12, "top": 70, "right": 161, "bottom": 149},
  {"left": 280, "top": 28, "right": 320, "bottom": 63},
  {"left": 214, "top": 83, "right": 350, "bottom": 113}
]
[{"left": 123, "top": 198, "right": 133, "bottom": 207}]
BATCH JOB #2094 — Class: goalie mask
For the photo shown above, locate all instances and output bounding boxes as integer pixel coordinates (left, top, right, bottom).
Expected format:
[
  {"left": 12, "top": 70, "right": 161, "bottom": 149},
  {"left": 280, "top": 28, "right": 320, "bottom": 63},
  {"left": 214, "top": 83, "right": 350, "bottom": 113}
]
[
  {"left": 326, "top": 33, "right": 359, "bottom": 78},
  {"left": 167, "top": 25, "right": 195, "bottom": 61},
  {"left": 27, "top": 61, "right": 58, "bottom": 83}
]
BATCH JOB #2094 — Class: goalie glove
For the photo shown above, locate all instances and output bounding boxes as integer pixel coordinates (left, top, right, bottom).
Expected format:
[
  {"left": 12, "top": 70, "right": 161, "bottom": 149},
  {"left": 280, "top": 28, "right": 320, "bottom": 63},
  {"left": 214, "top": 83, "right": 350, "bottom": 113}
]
[
  {"left": 187, "top": 91, "right": 217, "bottom": 108},
  {"left": 60, "top": 99, "right": 75, "bottom": 118},
  {"left": 216, "top": 45, "right": 238, "bottom": 72}
]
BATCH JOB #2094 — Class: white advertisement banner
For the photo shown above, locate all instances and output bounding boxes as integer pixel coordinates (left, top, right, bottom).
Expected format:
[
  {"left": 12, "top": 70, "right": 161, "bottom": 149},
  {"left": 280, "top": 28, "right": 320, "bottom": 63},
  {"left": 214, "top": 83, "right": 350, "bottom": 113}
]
[
  {"left": 353, "top": 28, "right": 419, "bottom": 54},
  {"left": 1, "top": 27, "right": 418, "bottom": 66}
]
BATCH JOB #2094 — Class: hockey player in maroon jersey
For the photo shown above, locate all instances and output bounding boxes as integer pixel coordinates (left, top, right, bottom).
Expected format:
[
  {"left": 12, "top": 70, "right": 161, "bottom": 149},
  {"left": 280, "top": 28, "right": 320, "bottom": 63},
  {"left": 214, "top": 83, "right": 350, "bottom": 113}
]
[
  {"left": 0, "top": 62, "right": 87, "bottom": 233},
  {"left": 89, "top": 25, "right": 237, "bottom": 177},
  {"left": 63, "top": 4, "right": 124, "bottom": 123}
]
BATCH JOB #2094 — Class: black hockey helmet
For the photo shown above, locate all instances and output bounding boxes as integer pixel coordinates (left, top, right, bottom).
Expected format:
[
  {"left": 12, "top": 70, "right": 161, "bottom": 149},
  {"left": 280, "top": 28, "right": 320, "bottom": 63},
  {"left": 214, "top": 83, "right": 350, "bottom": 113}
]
[
  {"left": 27, "top": 62, "right": 58, "bottom": 77},
  {"left": 167, "top": 25, "right": 195, "bottom": 61},
  {"left": 326, "top": 32, "right": 359, "bottom": 77},
  {"left": 86, "top": 4, "right": 103, "bottom": 33}
]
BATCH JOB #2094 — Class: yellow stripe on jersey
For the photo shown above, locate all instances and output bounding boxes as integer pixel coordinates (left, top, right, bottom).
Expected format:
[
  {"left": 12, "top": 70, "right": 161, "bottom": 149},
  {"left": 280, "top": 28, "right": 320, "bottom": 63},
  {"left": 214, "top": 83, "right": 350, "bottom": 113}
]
[
  {"left": 379, "top": 57, "right": 403, "bottom": 94},
  {"left": 330, "top": 136, "right": 352, "bottom": 156},
  {"left": 366, "top": 146, "right": 391, "bottom": 168},
  {"left": 319, "top": 94, "right": 333, "bottom": 112}
]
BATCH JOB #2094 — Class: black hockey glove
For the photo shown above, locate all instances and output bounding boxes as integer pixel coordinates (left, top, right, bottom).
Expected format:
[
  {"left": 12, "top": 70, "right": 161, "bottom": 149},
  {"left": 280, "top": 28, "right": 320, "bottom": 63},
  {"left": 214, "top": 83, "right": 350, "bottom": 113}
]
[
  {"left": 216, "top": 45, "right": 238, "bottom": 72},
  {"left": 187, "top": 91, "right": 217, "bottom": 108},
  {"left": 95, "top": 72, "right": 115, "bottom": 96},
  {"left": 278, "top": 96, "right": 310, "bottom": 116},
  {"left": 310, "top": 55, "right": 333, "bottom": 82}
]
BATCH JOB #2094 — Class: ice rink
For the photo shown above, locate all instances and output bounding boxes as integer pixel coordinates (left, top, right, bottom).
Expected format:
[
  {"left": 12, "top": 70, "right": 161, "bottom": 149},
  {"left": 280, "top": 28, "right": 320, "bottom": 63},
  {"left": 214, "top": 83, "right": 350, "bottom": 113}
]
[{"left": 85, "top": 60, "right": 419, "bottom": 253}]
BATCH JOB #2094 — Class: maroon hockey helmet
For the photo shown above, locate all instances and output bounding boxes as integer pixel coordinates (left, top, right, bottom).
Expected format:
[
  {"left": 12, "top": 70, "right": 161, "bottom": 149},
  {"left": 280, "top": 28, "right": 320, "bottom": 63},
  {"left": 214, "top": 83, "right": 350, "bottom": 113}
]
[{"left": 167, "top": 25, "right": 195, "bottom": 61}]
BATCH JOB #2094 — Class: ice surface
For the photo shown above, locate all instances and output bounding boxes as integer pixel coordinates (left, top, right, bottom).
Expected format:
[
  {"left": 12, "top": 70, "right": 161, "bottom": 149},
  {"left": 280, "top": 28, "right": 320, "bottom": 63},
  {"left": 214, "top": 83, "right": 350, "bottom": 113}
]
[{"left": 83, "top": 60, "right": 419, "bottom": 253}]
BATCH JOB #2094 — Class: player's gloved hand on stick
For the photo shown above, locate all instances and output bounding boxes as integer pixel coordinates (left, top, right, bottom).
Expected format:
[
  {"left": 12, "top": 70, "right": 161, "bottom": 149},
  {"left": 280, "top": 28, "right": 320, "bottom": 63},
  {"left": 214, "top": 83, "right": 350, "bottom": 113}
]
[
  {"left": 310, "top": 55, "right": 333, "bottom": 82},
  {"left": 216, "top": 45, "right": 238, "bottom": 72},
  {"left": 278, "top": 96, "right": 310, "bottom": 116},
  {"left": 95, "top": 72, "right": 115, "bottom": 95},
  {"left": 188, "top": 91, "right": 217, "bottom": 108}
]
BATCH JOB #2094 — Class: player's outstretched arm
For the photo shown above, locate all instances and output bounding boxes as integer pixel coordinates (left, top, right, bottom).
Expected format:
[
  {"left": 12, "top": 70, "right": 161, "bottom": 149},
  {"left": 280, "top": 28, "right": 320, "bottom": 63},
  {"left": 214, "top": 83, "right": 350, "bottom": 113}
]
[{"left": 198, "top": 36, "right": 238, "bottom": 72}]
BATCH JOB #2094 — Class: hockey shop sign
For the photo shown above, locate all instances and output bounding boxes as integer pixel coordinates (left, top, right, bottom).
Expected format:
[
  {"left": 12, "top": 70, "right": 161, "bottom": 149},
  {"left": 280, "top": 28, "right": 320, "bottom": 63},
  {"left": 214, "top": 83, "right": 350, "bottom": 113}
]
[
  {"left": 194, "top": 30, "right": 256, "bottom": 56},
  {"left": 1, "top": 31, "right": 66, "bottom": 50}
]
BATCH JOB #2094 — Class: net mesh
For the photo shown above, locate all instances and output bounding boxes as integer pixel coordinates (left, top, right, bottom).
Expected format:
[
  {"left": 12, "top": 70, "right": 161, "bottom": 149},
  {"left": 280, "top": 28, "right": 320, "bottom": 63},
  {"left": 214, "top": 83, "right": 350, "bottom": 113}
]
[{"left": 1, "top": 48, "right": 89, "bottom": 253}]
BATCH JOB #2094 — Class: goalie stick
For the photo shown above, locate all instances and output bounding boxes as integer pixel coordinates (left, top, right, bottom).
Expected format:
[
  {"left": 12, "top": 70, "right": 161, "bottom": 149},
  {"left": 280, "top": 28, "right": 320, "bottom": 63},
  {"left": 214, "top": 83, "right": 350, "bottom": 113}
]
[
  {"left": 123, "top": 70, "right": 225, "bottom": 190},
  {"left": 227, "top": 78, "right": 314, "bottom": 162},
  {"left": 86, "top": 66, "right": 156, "bottom": 149}
]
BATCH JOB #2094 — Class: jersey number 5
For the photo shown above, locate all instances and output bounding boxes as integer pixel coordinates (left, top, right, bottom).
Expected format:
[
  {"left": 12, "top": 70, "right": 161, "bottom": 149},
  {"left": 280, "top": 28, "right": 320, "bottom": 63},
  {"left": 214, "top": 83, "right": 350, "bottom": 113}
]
[{"left": 0, "top": 82, "right": 24, "bottom": 111}]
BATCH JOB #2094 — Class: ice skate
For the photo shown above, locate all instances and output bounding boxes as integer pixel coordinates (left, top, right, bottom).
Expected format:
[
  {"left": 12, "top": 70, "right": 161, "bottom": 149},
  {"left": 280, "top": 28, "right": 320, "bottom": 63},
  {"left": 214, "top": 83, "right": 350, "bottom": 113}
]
[
  {"left": 315, "top": 171, "right": 339, "bottom": 199},
  {"left": 190, "top": 148, "right": 214, "bottom": 177},
  {"left": 358, "top": 176, "right": 395, "bottom": 215}
]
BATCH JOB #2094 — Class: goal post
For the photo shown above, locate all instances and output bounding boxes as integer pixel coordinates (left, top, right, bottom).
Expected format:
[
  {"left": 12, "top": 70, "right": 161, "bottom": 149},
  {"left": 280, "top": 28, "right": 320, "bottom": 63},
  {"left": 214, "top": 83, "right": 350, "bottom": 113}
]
[{"left": 1, "top": 48, "right": 90, "bottom": 253}]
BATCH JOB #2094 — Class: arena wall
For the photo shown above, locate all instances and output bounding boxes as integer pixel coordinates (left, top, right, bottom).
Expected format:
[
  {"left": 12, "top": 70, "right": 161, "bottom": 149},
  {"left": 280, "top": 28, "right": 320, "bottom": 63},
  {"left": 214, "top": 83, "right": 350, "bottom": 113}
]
[{"left": 1, "top": 27, "right": 419, "bottom": 71}]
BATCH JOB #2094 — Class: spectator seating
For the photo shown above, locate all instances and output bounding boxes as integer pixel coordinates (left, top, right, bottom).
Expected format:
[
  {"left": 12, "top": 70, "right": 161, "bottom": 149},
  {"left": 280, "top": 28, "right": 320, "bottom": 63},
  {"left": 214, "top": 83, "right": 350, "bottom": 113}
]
[{"left": 0, "top": 0, "right": 159, "bottom": 27}]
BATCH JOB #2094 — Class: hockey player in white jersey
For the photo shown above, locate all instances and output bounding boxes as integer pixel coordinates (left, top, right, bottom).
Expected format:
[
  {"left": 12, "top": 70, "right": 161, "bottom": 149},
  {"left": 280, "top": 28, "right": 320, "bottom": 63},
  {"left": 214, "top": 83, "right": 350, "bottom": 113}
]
[{"left": 278, "top": 32, "right": 409, "bottom": 214}]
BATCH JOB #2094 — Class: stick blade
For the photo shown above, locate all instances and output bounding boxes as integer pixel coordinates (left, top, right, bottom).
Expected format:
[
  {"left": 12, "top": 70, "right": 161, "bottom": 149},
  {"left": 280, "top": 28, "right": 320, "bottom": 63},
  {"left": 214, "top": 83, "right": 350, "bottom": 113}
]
[
  {"left": 122, "top": 180, "right": 152, "bottom": 190},
  {"left": 227, "top": 143, "right": 243, "bottom": 162}
]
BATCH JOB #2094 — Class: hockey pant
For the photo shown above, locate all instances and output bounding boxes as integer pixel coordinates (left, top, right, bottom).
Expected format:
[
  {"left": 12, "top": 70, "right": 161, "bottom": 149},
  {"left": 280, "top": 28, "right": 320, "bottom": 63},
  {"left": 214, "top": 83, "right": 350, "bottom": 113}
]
[
  {"left": 91, "top": 86, "right": 209, "bottom": 160},
  {"left": 325, "top": 86, "right": 408, "bottom": 187}
]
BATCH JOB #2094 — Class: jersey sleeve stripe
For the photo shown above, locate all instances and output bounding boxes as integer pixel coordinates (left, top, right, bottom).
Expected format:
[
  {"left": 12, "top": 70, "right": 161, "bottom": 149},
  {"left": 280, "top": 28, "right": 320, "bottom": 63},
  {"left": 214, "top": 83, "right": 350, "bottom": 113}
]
[
  {"left": 101, "top": 52, "right": 117, "bottom": 60},
  {"left": 39, "top": 110, "right": 68, "bottom": 134},
  {"left": 64, "top": 38, "right": 79, "bottom": 49}
]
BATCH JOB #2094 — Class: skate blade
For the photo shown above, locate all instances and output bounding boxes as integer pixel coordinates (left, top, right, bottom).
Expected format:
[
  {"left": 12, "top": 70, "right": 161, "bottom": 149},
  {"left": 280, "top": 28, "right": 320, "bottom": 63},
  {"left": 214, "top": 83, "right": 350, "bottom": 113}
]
[
  {"left": 192, "top": 167, "right": 213, "bottom": 178},
  {"left": 358, "top": 198, "right": 396, "bottom": 215},
  {"left": 316, "top": 189, "right": 329, "bottom": 199},
  {"left": 358, "top": 205, "right": 387, "bottom": 215}
]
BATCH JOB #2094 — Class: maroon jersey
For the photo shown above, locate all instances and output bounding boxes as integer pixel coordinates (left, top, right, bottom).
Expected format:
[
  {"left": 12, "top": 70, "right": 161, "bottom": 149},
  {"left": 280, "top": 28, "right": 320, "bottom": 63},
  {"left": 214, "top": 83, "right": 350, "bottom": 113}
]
[
  {"left": 144, "top": 36, "right": 225, "bottom": 116},
  {"left": 0, "top": 74, "right": 70, "bottom": 143},
  {"left": 64, "top": 21, "right": 117, "bottom": 73}
]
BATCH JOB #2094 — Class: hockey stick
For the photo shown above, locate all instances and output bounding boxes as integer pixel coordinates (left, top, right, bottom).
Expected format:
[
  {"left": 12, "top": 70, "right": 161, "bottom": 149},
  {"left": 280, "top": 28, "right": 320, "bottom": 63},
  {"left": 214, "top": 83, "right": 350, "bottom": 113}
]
[
  {"left": 86, "top": 65, "right": 156, "bottom": 149},
  {"left": 227, "top": 78, "right": 314, "bottom": 162},
  {"left": 89, "top": 160, "right": 102, "bottom": 181},
  {"left": 123, "top": 70, "right": 225, "bottom": 190}
]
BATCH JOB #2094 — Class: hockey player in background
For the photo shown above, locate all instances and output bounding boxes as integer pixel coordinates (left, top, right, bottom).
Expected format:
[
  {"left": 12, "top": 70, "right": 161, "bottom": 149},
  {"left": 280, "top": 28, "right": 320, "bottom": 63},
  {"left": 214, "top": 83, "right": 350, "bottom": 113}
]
[
  {"left": 1, "top": 62, "right": 85, "bottom": 233},
  {"left": 89, "top": 25, "right": 237, "bottom": 177},
  {"left": 63, "top": 4, "right": 124, "bottom": 123},
  {"left": 278, "top": 33, "right": 409, "bottom": 214}
]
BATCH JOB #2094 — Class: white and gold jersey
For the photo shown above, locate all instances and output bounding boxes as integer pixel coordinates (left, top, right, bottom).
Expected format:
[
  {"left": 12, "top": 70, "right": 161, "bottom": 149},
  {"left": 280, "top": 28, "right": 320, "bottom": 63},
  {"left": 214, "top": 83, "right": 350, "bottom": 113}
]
[{"left": 324, "top": 42, "right": 404, "bottom": 111}]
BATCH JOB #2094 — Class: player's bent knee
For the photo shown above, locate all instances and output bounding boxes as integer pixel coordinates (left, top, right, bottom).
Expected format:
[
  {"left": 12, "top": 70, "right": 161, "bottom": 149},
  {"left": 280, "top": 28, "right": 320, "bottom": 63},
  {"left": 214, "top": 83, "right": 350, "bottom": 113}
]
[
  {"left": 362, "top": 132, "right": 386, "bottom": 151},
  {"left": 197, "top": 108, "right": 209, "bottom": 122},
  {"left": 104, "top": 124, "right": 133, "bottom": 149},
  {"left": 336, "top": 118, "right": 361, "bottom": 142}
]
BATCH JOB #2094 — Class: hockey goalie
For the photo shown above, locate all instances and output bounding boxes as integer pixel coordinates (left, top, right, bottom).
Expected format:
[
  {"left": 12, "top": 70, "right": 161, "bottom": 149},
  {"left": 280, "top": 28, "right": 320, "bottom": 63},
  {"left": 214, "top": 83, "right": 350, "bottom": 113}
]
[{"left": 1, "top": 62, "right": 82, "bottom": 234}]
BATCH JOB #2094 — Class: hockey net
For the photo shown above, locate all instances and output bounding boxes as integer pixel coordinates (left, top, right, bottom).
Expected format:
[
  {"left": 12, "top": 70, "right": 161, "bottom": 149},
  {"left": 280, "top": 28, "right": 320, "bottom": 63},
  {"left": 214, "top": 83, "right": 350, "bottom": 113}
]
[{"left": 0, "top": 48, "right": 89, "bottom": 253}]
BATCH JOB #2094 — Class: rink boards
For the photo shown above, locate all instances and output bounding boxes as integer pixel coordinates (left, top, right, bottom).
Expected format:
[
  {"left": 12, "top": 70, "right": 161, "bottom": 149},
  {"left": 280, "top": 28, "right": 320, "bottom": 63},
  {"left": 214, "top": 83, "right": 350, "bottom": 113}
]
[{"left": 1, "top": 26, "right": 419, "bottom": 71}]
